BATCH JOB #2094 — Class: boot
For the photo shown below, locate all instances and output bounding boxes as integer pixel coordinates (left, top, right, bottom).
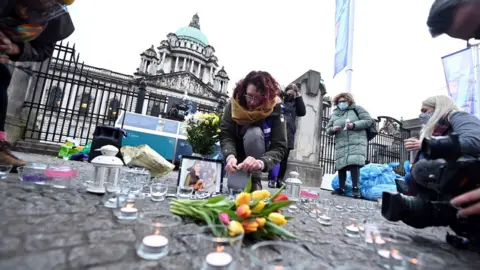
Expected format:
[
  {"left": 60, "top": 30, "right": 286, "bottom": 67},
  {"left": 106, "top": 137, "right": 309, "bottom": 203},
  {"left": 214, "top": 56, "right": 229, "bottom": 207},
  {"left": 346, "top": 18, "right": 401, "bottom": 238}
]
[
  {"left": 251, "top": 172, "right": 263, "bottom": 191},
  {"left": 276, "top": 179, "right": 285, "bottom": 189},
  {"left": 0, "top": 140, "right": 26, "bottom": 168},
  {"left": 268, "top": 180, "right": 276, "bottom": 189},
  {"left": 352, "top": 187, "right": 361, "bottom": 199},
  {"left": 331, "top": 188, "right": 344, "bottom": 196}
]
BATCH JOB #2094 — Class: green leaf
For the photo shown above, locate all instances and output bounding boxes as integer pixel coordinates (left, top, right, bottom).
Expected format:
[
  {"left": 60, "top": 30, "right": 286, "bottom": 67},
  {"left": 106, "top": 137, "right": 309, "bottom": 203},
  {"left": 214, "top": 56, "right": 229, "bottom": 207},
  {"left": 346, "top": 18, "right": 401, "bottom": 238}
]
[
  {"left": 190, "top": 207, "right": 222, "bottom": 236},
  {"left": 260, "top": 200, "right": 292, "bottom": 215},
  {"left": 268, "top": 184, "right": 286, "bottom": 202},
  {"left": 265, "top": 221, "right": 297, "bottom": 239},
  {"left": 244, "top": 175, "right": 252, "bottom": 193},
  {"left": 285, "top": 216, "right": 293, "bottom": 220},
  {"left": 207, "top": 195, "right": 226, "bottom": 204}
]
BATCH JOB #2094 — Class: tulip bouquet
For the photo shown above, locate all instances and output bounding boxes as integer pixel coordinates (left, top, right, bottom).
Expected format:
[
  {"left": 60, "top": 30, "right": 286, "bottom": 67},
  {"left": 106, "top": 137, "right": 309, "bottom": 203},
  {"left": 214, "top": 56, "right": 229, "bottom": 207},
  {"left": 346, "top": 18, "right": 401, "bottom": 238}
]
[{"left": 170, "top": 179, "right": 296, "bottom": 239}]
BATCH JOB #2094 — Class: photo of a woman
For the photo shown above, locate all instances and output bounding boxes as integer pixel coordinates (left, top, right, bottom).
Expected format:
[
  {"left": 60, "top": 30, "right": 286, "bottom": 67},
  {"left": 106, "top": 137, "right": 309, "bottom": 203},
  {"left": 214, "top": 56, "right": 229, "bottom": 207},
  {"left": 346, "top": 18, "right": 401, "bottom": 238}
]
[
  {"left": 183, "top": 161, "right": 205, "bottom": 191},
  {"left": 179, "top": 158, "right": 223, "bottom": 193}
]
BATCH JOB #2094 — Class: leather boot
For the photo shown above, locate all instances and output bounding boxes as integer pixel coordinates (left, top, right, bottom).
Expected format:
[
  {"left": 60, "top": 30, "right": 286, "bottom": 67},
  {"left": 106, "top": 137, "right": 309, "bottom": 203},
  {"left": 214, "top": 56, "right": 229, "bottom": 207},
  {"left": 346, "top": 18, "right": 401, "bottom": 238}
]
[
  {"left": 0, "top": 141, "right": 26, "bottom": 168},
  {"left": 251, "top": 172, "right": 263, "bottom": 191}
]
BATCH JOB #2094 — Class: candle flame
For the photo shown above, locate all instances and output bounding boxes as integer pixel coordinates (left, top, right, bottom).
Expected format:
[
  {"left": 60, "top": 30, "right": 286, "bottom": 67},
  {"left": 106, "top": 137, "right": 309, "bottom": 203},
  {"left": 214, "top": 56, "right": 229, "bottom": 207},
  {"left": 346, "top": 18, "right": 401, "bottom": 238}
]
[
  {"left": 274, "top": 266, "right": 283, "bottom": 270},
  {"left": 392, "top": 249, "right": 399, "bottom": 256},
  {"left": 216, "top": 245, "right": 224, "bottom": 252},
  {"left": 411, "top": 258, "right": 418, "bottom": 265},
  {"left": 126, "top": 203, "right": 135, "bottom": 208}
]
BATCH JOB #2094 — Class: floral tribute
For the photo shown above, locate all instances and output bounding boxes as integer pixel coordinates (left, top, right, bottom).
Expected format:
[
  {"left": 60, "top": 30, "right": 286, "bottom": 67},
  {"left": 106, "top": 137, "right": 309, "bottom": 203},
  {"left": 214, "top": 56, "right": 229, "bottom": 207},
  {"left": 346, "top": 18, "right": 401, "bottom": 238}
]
[
  {"left": 184, "top": 112, "right": 221, "bottom": 156},
  {"left": 170, "top": 178, "right": 296, "bottom": 239}
]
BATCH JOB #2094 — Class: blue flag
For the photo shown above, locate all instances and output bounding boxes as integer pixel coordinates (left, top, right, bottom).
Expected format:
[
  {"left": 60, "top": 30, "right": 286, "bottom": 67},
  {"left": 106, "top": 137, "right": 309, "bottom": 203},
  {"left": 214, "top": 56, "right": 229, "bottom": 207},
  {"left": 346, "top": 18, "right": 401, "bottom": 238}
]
[
  {"left": 442, "top": 47, "right": 476, "bottom": 116},
  {"left": 334, "top": 0, "right": 351, "bottom": 77}
]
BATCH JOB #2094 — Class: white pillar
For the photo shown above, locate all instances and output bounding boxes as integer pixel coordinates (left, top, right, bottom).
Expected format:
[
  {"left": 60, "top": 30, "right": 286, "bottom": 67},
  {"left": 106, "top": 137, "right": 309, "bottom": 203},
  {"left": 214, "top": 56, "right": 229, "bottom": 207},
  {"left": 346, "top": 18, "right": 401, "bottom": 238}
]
[
  {"left": 197, "top": 63, "right": 202, "bottom": 77},
  {"left": 160, "top": 52, "right": 166, "bottom": 69},
  {"left": 183, "top": 58, "right": 187, "bottom": 71},
  {"left": 190, "top": 59, "right": 194, "bottom": 73},
  {"left": 224, "top": 81, "right": 228, "bottom": 93},
  {"left": 210, "top": 66, "right": 214, "bottom": 83},
  {"left": 139, "top": 58, "right": 145, "bottom": 72},
  {"left": 174, "top": 57, "right": 179, "bottom": 72},
  {"left": 142, "top": 97, "right": 148, "bottom": 115}
]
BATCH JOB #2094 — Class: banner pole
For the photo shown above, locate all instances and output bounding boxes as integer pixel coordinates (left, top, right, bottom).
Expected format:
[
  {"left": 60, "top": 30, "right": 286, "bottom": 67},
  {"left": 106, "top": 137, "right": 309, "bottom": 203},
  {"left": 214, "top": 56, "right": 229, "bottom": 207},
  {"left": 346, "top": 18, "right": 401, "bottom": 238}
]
[
  {"left": 345, "top": 0, "right": 355, "bottom": 93},
  {"left": 474, "top": 44, "right": 480, "bottom": 118}
]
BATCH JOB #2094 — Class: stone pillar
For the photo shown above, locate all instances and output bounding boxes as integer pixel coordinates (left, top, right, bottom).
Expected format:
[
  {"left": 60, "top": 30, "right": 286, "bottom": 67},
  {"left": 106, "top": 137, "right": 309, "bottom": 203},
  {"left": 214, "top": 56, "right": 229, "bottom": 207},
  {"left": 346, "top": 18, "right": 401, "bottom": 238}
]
[
  {"left": 285, "top": 70, "right": 326, "bottom": 187},
  {"left": 190, "top": 60, "right": 194, "bottom": 73},
  {"left": 210, "top": 66, "right": 213, "bottom": 83},
  {"left": 197, "top": 63, "right": 202, "bottom": 78},
  {"left": 224, "top": 81, "right": 229, "bottom": 93},
  {"left": 183, "top": 58, "right": 187, "bottom": 71},
  {"left": 139, "top": 58, "right": 144, "bottom": 72},
  {"left": 160, "top": 52, "right": 166, "bottom": 69},
  {"left": 174, "top": 57, "right": 179, "bottom": 72}
]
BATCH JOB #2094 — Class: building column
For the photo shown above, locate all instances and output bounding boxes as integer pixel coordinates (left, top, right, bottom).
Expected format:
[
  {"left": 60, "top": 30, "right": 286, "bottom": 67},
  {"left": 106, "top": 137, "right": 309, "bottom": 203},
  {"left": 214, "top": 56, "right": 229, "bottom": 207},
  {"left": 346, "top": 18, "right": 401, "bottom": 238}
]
[
  {"left": 183, "top": 58, "right": 187, "bottom": 71},
  {"left": 190, "top": 60, "right": 194, "bottom": 73},
  {"left": 174, "top": 57, "right": 179, "bottom": 72},
  {"left": 139, "top": 58, "right": 145, "bottom": 72},
  {"left": 142, "top": 96, "right": 148, "bottom": 115},
  {"left": 160, "top": 52, "right": 166, "bottom": 69},
  {"left": 210, "top": 66, "right": 213, "bottom": 83},
  {"left": 197, "top": 63, "right": 202, "bottom": 77}
]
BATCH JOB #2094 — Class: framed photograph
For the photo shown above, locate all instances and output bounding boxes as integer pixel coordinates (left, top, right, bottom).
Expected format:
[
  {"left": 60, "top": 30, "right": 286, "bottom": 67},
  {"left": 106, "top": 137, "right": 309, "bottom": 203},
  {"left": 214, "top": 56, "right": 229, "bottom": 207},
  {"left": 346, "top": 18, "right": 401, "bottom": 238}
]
[{"left": 177, "top": 156, "right": 224, "bottom": 194}]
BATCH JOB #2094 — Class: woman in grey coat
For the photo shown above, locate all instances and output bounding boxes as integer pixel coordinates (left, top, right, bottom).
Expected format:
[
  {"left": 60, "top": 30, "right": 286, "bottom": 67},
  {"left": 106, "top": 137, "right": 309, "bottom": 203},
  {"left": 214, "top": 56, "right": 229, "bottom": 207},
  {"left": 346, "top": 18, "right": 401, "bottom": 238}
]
[{"left": 326, "top": 93, "right": 373, "bottom": 198}]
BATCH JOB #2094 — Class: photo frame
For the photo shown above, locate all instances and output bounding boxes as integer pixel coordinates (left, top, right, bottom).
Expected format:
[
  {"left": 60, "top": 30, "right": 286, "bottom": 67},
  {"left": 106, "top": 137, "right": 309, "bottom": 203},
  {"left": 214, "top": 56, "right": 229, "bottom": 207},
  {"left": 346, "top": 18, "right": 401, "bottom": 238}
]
[{"left": 177, "top": 156, "right": 224, "bottom": 194}]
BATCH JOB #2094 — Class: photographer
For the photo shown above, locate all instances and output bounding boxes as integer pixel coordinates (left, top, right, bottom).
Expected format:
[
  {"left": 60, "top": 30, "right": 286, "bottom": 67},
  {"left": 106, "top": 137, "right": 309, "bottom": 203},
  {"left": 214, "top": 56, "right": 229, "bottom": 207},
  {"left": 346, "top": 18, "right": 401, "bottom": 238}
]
[
  {"left": 0, "top": 0, "right": 75, "bottom": 167},
  {"left": 427, "top": 0, "right": 480, "bottom": 216},
  {"left": 402, "top": 95, "right": 480, "bottom": 196}
]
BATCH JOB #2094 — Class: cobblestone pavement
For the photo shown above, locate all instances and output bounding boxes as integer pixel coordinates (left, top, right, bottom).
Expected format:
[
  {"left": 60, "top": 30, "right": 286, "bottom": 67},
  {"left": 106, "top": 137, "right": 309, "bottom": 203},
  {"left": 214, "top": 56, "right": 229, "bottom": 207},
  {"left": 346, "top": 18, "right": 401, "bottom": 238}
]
[{"left": 0, "top": 153, "right": 479, "bottom": 269}]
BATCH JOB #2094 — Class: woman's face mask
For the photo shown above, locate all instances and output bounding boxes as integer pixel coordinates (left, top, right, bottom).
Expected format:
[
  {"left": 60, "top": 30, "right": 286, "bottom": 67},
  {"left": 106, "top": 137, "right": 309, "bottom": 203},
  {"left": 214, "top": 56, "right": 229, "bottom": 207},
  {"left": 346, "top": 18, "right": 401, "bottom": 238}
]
[
  {"left": 419, "top": 112, "right": 433, "bottom": 125},
  {"left": 338, "top": 102, "right": 348, "bottom": 110}
]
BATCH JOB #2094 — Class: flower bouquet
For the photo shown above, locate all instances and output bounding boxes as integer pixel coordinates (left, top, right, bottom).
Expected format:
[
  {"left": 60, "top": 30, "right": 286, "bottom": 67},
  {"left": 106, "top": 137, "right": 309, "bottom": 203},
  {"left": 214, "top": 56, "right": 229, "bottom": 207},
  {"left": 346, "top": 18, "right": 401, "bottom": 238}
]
[
  {"left": 184, "top": 112, "right": 221, "bottom": 156},
  {"left": 170, "top": 178, "right": 296, "bottom": 239}
]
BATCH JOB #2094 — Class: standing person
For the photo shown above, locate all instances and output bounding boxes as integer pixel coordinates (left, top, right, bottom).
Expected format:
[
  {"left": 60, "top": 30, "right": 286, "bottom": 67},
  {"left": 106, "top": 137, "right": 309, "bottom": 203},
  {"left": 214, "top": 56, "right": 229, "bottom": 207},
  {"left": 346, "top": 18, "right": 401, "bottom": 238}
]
[
  {"left": 268, "top": 84, "right": 306, "bottom": 188},
  {"left": 425, "top": 0, "right": 480, "bottom": 216},
  {"left": 326, "top": 93, "right": 373, "bottom": 198},
  {"left": 0, "top": 0, "right": 75, "bottom": 167},
  {"left": 220, "top": 71, "right": 287, "bottom": 191}
]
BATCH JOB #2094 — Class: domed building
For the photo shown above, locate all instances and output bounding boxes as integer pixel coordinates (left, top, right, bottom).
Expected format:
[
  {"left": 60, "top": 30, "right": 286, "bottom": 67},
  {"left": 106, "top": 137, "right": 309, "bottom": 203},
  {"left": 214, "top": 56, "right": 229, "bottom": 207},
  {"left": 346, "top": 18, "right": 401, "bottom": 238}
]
[{"left": 134, "top": 14, "right": 230, "bottom": 109}]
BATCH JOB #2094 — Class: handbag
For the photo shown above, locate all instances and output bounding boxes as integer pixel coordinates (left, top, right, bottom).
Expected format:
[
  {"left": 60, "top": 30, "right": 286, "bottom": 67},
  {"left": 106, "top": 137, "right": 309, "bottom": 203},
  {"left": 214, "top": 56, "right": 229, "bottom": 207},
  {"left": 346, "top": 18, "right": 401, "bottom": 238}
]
[{"left": 353, "top": 108, "right": 378, "bottom": 141}]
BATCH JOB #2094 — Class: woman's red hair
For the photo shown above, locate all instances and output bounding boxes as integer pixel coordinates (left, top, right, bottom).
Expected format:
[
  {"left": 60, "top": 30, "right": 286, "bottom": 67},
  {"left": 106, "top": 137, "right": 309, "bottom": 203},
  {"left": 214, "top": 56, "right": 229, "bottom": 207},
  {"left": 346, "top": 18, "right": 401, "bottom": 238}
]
[{"left": 232, "top": 71, "right": 281, "bottom": 107}]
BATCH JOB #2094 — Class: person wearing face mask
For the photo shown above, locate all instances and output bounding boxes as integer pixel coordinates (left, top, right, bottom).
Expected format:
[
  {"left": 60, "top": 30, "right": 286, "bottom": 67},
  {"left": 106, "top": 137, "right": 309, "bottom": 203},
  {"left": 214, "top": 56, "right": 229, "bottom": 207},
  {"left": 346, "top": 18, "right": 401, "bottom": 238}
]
[
  {"left": 400, "top": 95, "right": 480, "bottom": 196},
  {"left": 267, "top": 84, "right": 306, "bottom": 188},
  {"left": 326, "top": 93, "right": 373, "bottom": 198},
  {"left": 220, "top": 71, "right": 287, "bottom": 191},
  {"left": 0, "top": 0, "right": 75, "bottom": 167}
]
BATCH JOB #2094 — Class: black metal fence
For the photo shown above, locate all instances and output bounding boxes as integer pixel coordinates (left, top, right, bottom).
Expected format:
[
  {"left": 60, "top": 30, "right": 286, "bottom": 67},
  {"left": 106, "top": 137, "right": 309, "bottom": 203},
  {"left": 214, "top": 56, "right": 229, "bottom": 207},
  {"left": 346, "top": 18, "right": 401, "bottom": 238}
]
[
  {"left": 319, "top": 100, "right": 411, "bottom": 176},
  {"left": 21, "top": 42, "right": 215, "bottom": 145}
]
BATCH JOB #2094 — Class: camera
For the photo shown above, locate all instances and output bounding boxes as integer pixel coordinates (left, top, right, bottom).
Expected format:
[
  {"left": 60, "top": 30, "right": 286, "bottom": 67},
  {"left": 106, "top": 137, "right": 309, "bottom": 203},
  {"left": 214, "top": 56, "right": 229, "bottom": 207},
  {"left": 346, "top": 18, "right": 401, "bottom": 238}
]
[{"left": 381, "top": 134, "right": 480, "bottom": 251}]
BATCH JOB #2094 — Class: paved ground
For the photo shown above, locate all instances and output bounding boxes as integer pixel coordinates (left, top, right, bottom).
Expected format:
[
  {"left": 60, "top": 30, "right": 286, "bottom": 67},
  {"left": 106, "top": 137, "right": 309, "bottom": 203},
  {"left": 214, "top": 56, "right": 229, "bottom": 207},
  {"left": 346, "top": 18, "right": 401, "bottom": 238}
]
[{"left": 0, "top": 153, "right": 479, "bottom": 269}]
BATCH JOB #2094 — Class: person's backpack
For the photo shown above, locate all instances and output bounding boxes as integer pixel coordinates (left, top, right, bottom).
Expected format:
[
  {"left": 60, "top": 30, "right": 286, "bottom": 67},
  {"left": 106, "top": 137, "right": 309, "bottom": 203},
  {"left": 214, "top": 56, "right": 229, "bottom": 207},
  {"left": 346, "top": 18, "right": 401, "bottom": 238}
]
[{"left": 353, "top": 108, "right": 378, "bottom": 141}]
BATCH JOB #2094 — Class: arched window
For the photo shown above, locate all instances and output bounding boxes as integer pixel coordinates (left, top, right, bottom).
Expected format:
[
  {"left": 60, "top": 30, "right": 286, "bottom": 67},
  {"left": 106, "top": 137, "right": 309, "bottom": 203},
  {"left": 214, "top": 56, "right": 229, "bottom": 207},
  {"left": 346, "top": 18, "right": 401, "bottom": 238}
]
[
  {"left": 46, "top": 86, "right": 63, "bottom": 112},
  {"left": 107, "top": 99, "right": 121, "bottom": 120},
  {"left": 79, "top": 93, "right": 91, "bottom": 116}
]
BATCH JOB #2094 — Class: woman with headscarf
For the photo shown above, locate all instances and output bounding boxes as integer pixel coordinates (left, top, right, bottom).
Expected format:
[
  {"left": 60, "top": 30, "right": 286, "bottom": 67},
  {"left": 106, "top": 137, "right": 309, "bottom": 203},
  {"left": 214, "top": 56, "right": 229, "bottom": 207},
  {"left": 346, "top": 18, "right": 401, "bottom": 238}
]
[{"left": 220, "top": 71, "right": 287, "bottom": 191}]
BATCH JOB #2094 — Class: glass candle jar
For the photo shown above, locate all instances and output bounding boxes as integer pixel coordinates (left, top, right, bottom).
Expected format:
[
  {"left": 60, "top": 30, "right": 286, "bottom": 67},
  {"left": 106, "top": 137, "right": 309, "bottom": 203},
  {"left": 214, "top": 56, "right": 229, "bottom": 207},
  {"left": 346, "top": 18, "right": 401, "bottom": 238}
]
[
  {"left": 195, "top": 225, "right": 244, "bottom": 270},
  {"left": 250, "top": 241, "right": 314, "bottom": 270},
  {"left": 135, "top": 212, "right": 182, "bottom": 260}
]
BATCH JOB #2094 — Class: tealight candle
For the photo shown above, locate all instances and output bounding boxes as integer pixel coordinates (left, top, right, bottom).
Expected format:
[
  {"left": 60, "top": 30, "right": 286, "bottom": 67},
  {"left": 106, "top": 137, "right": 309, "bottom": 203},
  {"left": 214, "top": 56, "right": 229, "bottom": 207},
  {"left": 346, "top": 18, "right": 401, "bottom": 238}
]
[
  {"left": 205, "top": 251, "right": 233, "bottom": 268},
  {"left": 378, "top": 249, "right": 402, "bottom": 260},
  {"left": 142, "top": 234, "right": 169, "bottom": 253},
  {"left": 288, "top": 205, "right": 299, "bottom": 213},
  {"left": 346, "top": 224, "right": 359, "bottom": 233},
  {"left": 317, "top": 214, "right": 332, "bottom": 226}
]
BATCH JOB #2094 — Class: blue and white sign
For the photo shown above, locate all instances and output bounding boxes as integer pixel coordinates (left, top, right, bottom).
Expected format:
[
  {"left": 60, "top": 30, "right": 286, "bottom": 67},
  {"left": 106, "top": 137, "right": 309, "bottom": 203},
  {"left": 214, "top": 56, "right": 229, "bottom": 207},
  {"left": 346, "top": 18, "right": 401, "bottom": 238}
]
[{"left": 334, "top": 0, "right": 351, "bottom": 77}]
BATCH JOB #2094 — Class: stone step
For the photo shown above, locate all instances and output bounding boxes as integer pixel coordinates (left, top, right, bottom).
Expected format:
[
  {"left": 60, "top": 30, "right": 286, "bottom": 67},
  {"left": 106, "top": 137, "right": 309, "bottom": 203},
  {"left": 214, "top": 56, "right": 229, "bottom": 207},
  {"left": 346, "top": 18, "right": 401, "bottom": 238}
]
[{"left": 14, "top": 140, "right": 60, "bottom": 157}]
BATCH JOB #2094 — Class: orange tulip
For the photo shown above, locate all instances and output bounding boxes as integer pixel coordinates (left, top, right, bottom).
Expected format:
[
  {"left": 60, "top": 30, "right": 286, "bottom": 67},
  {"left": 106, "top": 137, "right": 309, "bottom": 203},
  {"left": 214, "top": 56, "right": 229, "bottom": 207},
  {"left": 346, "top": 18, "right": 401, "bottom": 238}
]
[
  {"left": 241, "top": 221, "right": 259, "bottom": 233},
  {"left": 235, "top": 192, "right": 251, "bottom": 206},
  {"left": 256, "top": 217, "right": 266, "bottom": 228},
  {"left": 236, "top": 204, "right": 252, "bottom": 219}
]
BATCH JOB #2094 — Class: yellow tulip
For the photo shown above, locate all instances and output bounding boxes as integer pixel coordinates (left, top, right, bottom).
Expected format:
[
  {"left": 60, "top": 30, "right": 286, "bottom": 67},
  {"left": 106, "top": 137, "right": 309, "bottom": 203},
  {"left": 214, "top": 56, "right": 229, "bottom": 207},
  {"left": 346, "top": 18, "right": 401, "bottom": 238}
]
[
  {"left": 241, "top": 221, "right": 258, "bottom": 233},
  {"left": 251, "top": 201, "right": 266, "bottom": 213},
  {"left": 235, "top": 192, "right": 251, "bottom": 206},
  {"left": 236, "top": 204, "right": 252, "bottom": 219},
  {"left": 252, "top": 190, "right": 271, "bottom": 201},
  {"left": 62, "top": 0, "right": 75, "bottom": 5},
  {"left": 256, "top": 217, "right": 266, "bottom": 228},
  {"left": 268, "top": 213, "right": 287, "bottom": 226},
  {"left": 228, "top": 220, "right": 244, "bottom": 236}
]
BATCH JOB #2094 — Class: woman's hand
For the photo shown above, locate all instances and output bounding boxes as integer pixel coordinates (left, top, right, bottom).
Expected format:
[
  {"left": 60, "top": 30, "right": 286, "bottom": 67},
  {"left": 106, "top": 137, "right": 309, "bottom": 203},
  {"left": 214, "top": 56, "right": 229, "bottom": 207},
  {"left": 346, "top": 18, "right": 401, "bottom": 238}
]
[
  {"left": 0, "top": 31, "right": 20, "bottom": 55},
  {"left": 332, "top": 126, "right": 342, "bottom": 132},
  {"left": 346, "top": 123, "right": 355, "bottom": 130},
  {"left": 241, "top": 156, "right": 263, "bottom": 172},
  {"left": 451, "top": 188, "right": 480, "bottom": 216},
  {"left": 226, "top": 156, "right": 238, "bottom": 174},
  {"left": 404, "top": 138, "right": 422, "bottom": 152}
]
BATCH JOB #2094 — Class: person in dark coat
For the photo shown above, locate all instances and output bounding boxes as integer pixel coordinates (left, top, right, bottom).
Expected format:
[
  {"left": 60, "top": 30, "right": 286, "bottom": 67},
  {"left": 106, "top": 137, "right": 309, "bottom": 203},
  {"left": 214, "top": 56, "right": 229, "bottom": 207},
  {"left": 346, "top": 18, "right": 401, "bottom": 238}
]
[
  {"left": 220, "top": 71, "right": 287, "bottom": 191},
  {"left": 0, "top": 0, "right": 75, "bottom": 167},
  {"left": 268, "top": 84, "right": 306, "bottom": 188}
]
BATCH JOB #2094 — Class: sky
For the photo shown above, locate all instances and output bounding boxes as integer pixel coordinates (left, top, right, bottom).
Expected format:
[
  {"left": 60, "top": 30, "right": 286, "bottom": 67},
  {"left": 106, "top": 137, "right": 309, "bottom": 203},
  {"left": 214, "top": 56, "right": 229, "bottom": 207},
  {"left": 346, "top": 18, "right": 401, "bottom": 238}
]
[{"left": 64, "top": 0, "right": 466, "bottom": 121}]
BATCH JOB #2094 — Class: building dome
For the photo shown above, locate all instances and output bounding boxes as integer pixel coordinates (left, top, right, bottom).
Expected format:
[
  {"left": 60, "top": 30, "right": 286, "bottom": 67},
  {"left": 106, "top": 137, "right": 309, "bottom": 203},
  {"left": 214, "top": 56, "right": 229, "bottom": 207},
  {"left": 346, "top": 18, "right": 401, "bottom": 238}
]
[{"left": 175, "top": 26, "right": 209, "bottom": 46}]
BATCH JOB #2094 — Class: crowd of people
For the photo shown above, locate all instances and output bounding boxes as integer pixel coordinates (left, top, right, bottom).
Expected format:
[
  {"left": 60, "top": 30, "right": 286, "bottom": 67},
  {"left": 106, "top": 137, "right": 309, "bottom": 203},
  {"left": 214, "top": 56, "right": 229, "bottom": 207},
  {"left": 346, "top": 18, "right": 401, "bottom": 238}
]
[{"left": 2, "top": 1, "right": 480, "bottom": 219}]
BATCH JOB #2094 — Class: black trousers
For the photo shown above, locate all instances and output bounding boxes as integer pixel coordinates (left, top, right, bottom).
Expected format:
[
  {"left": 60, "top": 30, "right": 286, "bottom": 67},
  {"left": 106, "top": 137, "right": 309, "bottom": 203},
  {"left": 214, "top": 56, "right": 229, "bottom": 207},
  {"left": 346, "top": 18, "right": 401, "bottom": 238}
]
[
  {"left": 0, "top": 64, "right": 11, "bottom": 132},
  {"left": 338, "top": 165, "right": 361, "bottom": 189},
  {"left": 278, "top": 149, "right": 291, "bottom": 181}
]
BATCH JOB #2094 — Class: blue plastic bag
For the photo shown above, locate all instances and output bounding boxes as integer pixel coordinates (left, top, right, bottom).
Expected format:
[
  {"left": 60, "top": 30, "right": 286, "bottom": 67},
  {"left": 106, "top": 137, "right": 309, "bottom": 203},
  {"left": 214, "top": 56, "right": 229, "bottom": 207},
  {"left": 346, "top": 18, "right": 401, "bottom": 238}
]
[{"left": 331, "top": 163, "right": 399, "bottom": 200}]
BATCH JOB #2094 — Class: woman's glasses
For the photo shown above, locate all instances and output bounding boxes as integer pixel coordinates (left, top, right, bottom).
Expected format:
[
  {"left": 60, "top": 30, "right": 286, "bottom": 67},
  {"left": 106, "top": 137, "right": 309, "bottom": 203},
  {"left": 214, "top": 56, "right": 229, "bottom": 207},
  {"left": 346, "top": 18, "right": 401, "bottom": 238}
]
[{"left": 244, "top": 94, "right": 264, "bottom": 102}]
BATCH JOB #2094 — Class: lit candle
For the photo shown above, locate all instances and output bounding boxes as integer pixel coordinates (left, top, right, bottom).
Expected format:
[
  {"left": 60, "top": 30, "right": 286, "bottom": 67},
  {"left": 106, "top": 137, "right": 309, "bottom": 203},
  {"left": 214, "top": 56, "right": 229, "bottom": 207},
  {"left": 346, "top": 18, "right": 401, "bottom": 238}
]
[
  {"left": 288, "top": 205, "right": 299, "bottom": 213},
  {"left": 378, "top": 249, "right": 402, "bottom": 260},
  {"left": 319, "top": 214, "right": 331, "bottom": 221},
  {"left": 142, "top": 235, "right": 169, "bottom": 250},
  {"left": 205, "top": 246, "right": 232, "bottom": 268},
  {"left": 120, "top": 202, "right": 138, "bottom": 218},
  {"left": 346, "top": 224, "right": 359, "bottom": 233}
]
